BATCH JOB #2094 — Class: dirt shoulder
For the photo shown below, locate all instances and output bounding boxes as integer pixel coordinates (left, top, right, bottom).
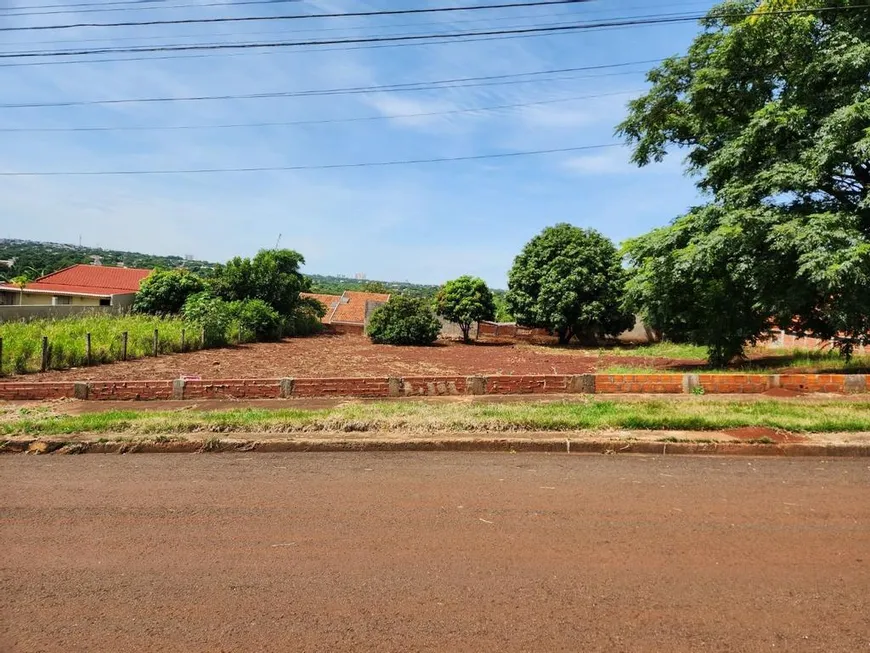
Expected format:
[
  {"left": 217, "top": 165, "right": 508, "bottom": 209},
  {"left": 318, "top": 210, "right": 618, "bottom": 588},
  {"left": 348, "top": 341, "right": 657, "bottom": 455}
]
[{"left": 7, "top": 428, "right": 870, "bottom": 458}]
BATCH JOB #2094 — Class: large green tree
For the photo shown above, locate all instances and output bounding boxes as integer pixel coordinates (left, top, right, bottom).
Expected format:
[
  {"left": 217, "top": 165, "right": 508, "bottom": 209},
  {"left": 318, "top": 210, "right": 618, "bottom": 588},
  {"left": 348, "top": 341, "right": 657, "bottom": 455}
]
[
  {"left": 434, "top": 276, "right": 496, "bottom": 343},
  {"left": 618, "top": 0, "right": 870, "bottom": 363},
  {"left": 210, "top": 249, "right": 310, "bottom": 316},
  {"left": 506, "top": 224, "right": 635, "bottom": 344}
]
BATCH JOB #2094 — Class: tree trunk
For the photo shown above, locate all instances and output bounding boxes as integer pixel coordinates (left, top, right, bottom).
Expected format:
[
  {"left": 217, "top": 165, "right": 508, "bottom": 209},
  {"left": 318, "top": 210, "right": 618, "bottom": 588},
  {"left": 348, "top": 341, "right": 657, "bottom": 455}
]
[
  {"left": 557, "top": 327, "right": 573, "bottom": 345},
  {"left": 461, "top": 323, "right": 471, "bottom": 344}
]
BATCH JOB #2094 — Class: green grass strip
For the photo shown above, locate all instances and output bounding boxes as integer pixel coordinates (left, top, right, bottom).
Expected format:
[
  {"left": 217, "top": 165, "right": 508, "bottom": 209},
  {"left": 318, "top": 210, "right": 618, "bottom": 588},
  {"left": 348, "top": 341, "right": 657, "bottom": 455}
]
[{"left": 3, "top": 399, "right": 870, "bottom": 436}]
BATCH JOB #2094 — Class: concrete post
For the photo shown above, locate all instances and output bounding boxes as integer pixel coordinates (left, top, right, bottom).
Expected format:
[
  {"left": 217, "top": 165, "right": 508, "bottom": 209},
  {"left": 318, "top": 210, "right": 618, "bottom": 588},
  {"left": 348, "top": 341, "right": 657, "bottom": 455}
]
[
  {"left": 844, "top": 375, "right": 867, "bottom": 394},
  {"left": 279, "top": 378, "right": 295, "bottom": 398},
  {"left": 682, "top": 373, "right": 701, "bottom": 394},
  {"left": 388, "top": 377, "right": 402, "bottom": 397},
  {"left": 85, "top": 332, "right": 91, "bottom": 366},
  {"left": 568, "top": 374, "right": 596, "bottom": 394},
  {"left": 466, "top": 376, "right": 487, "bottom": 395},
  {"left": 41, "top": 336, "right": 49, "bottom": 372},
  {"left": 73, "top": 382, "right": 89, "bottom": 400},
  {"left": 172, "top": 379, "right": 186, "bottom": 401}
]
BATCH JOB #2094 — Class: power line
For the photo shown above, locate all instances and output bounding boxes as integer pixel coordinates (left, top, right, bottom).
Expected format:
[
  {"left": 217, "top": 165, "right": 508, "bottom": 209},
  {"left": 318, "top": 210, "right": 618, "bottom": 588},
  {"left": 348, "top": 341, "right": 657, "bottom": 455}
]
[
  {"left": 5, "top": 5, "right": 867, "bottom": 59},
  {"left": 0, "top": 23, "right": 669, "bottom": 67},
  {"left": 4, "top": 2, "right": 713, "bottom": 47},
  {"left": 0, "top": 60, "right": 657, "bottom": 108},
  {"left": 0, "top": 17, "right": 725, "bottom": 58},
  {"left": 4, "top": 8, "right": 596, "bottom": 47},
  {"left": 0, "top": 0, "right": 592, "bottom": 32},
  {"left": 0, "top": 88, "right": 642, "bottom": 133},
  {"left": 3, "top": 0, "right": 305, "bottom": 18},
  {"left": 0, "top": 143, "right": 619, "bottom": 176}
]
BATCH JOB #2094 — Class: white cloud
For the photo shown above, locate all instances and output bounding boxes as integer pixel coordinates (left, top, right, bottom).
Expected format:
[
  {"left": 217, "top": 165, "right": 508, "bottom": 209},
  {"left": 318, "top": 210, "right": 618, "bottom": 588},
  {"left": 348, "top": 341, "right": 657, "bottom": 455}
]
[
  {"left": 562, "top": 150, "right": 634, "bottom": 175},
  {"left": 362, "top": 93, "right": 459, "bottom": 129}
]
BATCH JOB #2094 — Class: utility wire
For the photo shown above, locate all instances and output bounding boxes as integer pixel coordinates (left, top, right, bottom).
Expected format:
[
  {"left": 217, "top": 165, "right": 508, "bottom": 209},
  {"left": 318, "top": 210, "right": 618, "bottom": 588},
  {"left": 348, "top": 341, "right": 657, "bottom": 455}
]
[
  {"left": 4, "top": 5, "right": 867, "bottom": 59},
  {"left": 0, "top": 88, "right": 641, "bottom": 133},
  {"left": 4, "top": 2, "right": 713, "bottom": 47},
  {"left": 0, "top": 23, "right": 669, "bottom": 67},
  {"left": 4, "top": 8, "right": 600, "bottom": 47},
  {"left": 0, "top": 16, "right": 740, "bottom": 58},
  {"left": 0, "top": 60, "right": 657, "bottom": 108},
  {"left": 3, "top": 0, "right": 305, "bottom": 18},
  {"left": 0, "top": 0, "right": 592, "bottom": 32},
  {"left": 0, "top": 143, "right": 619, "bottom": 176}
]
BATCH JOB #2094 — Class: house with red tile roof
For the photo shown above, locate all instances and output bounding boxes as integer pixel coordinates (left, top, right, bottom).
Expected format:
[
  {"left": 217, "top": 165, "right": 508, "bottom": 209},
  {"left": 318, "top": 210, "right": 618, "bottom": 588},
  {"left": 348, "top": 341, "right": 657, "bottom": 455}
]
[
  {"left": 0, "top": 264, "right": 151, "bottom": 308},
  {"left": 301, "top": 290, "right": 390, "bottom": 334}
]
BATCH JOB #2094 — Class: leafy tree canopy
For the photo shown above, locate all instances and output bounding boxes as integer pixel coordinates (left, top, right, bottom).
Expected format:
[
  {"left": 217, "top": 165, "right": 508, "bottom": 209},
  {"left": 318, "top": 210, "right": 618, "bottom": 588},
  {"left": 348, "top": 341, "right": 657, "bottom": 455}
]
[
  {"left": 434, "top": 276, "right": 496, "bottom": 343},
  {"left": 133, "top": 268, "right": 205, "bottom": 315},
  {"left": 209, "top": 249, "right": 310, "bottom": 316},
  {"left": 367, "top": 295, "right": 442, "bottom": 346},
  {"left": 618, "top": 0, "right": 870, "bottom": 363},
  {"left": 506, "top": 224, "right": 635, "bottom": 344}
]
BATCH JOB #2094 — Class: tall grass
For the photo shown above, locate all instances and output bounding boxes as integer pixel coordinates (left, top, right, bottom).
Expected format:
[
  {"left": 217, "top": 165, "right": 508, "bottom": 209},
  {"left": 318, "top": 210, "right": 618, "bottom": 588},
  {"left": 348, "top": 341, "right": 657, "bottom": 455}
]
[{"left": 0, "top": 314, "right": 199, "bottom": 375}]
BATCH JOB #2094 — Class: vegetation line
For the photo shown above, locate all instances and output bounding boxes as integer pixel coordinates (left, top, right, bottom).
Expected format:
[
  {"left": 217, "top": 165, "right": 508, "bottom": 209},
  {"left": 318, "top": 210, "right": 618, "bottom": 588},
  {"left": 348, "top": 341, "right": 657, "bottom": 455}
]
[{"left": 3, "top": 400, "right": 870, "bottom": 436}]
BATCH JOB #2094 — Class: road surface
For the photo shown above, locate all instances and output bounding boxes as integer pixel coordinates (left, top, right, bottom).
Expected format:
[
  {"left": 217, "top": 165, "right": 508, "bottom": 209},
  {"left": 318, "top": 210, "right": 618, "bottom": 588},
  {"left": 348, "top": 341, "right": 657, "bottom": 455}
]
[{"left": 2, "top": 453, "right": 869, "bottom": 652}]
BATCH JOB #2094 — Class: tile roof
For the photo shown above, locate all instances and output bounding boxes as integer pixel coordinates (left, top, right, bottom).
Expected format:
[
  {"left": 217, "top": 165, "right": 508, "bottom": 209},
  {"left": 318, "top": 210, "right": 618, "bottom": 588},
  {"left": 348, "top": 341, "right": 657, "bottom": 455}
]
[
  {"left": 300, "top": 293, "right": 342, "bottom": 322},
  {"left": 0, "top": 264, "right": 152, "bottom": 297},
  {"left": 329, "top": 291, "right": 391, "bottom": 325}
]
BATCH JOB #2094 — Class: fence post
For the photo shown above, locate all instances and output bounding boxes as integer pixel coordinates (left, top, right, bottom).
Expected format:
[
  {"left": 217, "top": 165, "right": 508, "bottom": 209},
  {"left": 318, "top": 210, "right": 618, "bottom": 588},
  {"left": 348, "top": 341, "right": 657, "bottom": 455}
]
[
  {"left": 180, "top": 328, "right": 186, "bottom": 353},
  {"left": 41, "top": 336, "right": 49, "bottom": 372},
  {"left": 201, "top": 327, "right": 205, "bottom": 348},
  {"left": 238, "top": 325, "right": 243, "bottom": 345},
  {"left": 122, "top": 331, "right": 128, "bottom": 361},
  {"left": 0, "top": 336, "right": 3, "bottom": 376},
  {"left": 153, "top": 329, "right": 159, "bottom": 357},
  {"left": 85, "top": 332, "right": 91, "bottom": 366}
]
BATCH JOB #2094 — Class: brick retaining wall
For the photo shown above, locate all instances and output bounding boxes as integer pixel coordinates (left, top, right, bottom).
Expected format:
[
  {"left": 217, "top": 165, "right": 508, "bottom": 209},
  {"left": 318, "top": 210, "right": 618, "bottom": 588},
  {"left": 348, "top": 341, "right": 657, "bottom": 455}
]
[{"left": 0, "top": 373, "right": 866, "bottom": 401}]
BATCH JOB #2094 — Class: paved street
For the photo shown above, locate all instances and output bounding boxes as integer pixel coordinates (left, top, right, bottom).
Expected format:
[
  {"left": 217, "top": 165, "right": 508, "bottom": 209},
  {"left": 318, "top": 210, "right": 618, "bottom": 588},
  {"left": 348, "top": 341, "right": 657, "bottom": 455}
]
[{"left": 2, "top": 453, "right": 869, "bottom": 652}]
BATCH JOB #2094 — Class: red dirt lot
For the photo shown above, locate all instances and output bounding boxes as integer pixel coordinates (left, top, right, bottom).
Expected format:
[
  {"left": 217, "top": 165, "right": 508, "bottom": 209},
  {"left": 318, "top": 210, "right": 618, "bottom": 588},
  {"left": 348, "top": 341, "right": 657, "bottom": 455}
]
[{"left": 21, "top": 334, "right": 684, "bottom": 381}]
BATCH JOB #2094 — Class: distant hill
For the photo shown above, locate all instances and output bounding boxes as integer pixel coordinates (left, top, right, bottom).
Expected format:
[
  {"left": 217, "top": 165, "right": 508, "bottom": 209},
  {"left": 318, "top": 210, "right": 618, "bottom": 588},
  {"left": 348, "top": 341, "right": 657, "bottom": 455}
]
[
  {"left": 0, "top": 239, "right": 214, "bottom": 278},
  {"left": 0, "top": 239, "right": 440, "bottom": 299},
  {"left": 307, "top": 275, "right": 439, "bottom": 300}
]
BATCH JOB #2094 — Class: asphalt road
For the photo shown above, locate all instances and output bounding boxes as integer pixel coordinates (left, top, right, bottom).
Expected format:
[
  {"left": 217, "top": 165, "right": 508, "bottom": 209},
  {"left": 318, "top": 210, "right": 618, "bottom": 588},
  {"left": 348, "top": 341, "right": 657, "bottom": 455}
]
[{"left": 2, "top": 453, "right": 869, "bottom": 652}]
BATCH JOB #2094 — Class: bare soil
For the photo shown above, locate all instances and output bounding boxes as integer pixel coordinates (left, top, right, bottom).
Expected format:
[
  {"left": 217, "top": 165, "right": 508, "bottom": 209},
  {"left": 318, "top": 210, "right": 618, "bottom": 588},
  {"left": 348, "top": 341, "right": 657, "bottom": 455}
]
[
  {"left": 21, "top": 334, "right": 685, "bottom": 381},
  {"left": 2, "top": 454, "right": 869, "bottom": 652},
  {"left": 721, "top": 426, "right": 809, "bottom": 443}
]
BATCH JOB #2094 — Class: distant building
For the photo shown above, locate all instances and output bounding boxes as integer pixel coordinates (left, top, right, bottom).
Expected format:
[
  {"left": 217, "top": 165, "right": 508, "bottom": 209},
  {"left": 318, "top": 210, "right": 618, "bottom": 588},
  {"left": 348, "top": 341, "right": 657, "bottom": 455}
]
[
  {"left": 0, "top": 264, "right": 151, "bottom": 307},
  {"left": 0, "top": 258, "right": 15, "bottom": 268}
]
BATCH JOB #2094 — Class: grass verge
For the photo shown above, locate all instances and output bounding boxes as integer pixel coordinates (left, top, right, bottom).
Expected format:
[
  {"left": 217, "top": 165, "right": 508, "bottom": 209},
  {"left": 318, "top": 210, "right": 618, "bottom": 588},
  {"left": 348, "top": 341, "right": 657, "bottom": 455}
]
[{"left": 2, "top": 399, "right": 870, "bottom": 436}]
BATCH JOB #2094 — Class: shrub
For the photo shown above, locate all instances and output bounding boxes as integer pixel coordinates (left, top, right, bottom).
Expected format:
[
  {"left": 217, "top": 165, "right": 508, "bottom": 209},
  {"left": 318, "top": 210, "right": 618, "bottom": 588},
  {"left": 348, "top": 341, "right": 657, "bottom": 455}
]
[
  {"left": 367, "top": 295, "right": 441, "bottom": 346},
  {"left": 134, "top": 269, "right": 205, "bottom": 315},
  {"left": 182, "top": 292, "right": 233, "bottom": 347},
  {"left": 228, "top": 299, "right": 282, "bottom": 342},
  {"left": 209, "top": 249, "right": 309, "bottom": 316},
  {"left": 284, "top": 297, "right": 325, "bottom": 337}
]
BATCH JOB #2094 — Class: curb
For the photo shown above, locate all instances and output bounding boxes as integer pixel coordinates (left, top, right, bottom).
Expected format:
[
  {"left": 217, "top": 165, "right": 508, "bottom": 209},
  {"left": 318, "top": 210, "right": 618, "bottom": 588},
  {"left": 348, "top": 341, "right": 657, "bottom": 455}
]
[{"left": 3, "top": 437, "right": 869, "bottom": 457}]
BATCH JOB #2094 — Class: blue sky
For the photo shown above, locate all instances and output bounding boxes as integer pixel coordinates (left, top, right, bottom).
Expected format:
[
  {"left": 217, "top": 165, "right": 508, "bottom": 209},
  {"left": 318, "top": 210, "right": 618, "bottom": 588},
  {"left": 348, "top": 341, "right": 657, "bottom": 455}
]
[{"left": 1, "top": 0, "right": 717, "bottom": 286}]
